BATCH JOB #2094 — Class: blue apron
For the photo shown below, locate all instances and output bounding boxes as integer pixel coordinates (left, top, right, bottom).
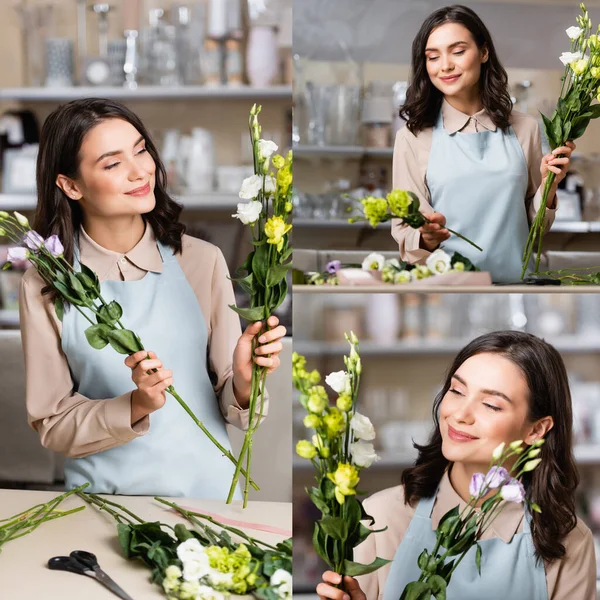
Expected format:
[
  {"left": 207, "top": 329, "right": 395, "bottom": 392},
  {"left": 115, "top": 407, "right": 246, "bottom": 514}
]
[
  {"left": 383, "top": 491, "right": 548, "bottom": 600},
  {"left": 62, "top": 240, "right": 241, "bottom": 500},
  {"left": 426, "top": 110, "right": 531, "bottom": 283}
]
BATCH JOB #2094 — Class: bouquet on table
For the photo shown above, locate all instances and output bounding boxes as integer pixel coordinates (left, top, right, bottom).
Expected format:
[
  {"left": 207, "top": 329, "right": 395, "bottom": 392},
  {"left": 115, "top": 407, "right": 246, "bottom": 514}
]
[
  {"left": 400, "top": 440, "right": 544, "bottom": 600},
  {"left": 228, "top": 105, "right": 293, "bottom": 508},
  {"left": 0, "top": 211, "right": 256, "bottom": 493},
  {"left": 293, "top": 334, "right": 391, "bottom": 583},
  {"left": 79, "top": 492, "right": 292, "bottom": 600},
  {"left": 523, "top": 3, "right": 600, "bottom": 278},
  {"left": 349, "top": 190, "right": 482, "bottom": 252},
  {"left": 0, "top": 484, "right": 87, "bottom": 556},
  {"left": 302, "top": 250, "right": 479, "bottom": 286}
]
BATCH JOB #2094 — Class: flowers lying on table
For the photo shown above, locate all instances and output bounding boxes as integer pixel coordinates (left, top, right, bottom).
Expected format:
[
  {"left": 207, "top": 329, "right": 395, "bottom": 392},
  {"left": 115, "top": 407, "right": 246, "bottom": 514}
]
[
  {"left": 229, "top": 105, "right": 293, "bottom": 508},
  {"left": 523, "top": 3, "right": 600, "bottom": 278},
  {"left": 78, "top": 492, "right": 292, "bottom": 600},
  {"left": 302, "top": 250, "right": 479, "bottom": 285},
  {"left": 293, "top": 334, "right": 391, "bottom": 582},
  {"left": 0, "top": 484, "right": 88, "bottom": 555},
  {"left": 536, "top": 266, "right": 600, "bottom": 285},
  {"left": 348, "top": 190, "right": 482, "bottom": 252},
  {"left": 0, "top": 211, "right": 257, "bottom": 495},
  {"left": 400, "top": 440, "right": 544, "bottom": 600}
]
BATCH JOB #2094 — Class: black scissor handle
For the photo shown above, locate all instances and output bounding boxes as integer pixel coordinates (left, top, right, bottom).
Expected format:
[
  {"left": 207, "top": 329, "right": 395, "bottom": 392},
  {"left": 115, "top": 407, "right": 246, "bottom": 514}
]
[
  {"left": 70, "top": 550, "right": 99, "bottom": 570},
  {"left": 48, "top": 556, "right": 89, "bottom": 575}
]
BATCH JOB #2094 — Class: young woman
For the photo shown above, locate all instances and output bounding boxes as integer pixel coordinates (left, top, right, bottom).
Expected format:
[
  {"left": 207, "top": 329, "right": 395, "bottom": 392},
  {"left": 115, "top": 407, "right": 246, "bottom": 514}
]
[
  {"left": 317, "top": 331, "right": 596, "bottom": 599},
  {"left": 19, "top": 98, "right": 286, "bottom": 499},
  {"left": 392, "top": 5, "right": 575, "bottom": 283}
]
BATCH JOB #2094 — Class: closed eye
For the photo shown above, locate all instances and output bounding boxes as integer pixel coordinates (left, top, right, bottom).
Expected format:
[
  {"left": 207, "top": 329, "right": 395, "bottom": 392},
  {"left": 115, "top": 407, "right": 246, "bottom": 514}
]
[
  {"left": 484, "top": 403, "right": 502, "bottom": 412},
  {"left": 449, "top": 388, "right": 463, "bottom": 396},
  {"left": 454, "top": 50, "right": 465, "bottom": 56},
  {"left": 137, "top": 147, "right": 147, "bottom": 155},
  {"left": 427, "top": 56, "right": 439, "bottom": 62},
  {"left": 104, "top": 162, "right": 119, "bottom": 170}
]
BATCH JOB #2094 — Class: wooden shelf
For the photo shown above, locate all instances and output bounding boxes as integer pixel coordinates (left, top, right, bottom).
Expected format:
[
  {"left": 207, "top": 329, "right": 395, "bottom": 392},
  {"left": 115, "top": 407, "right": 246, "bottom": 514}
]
[{"left": 0, "top": 85, "right": 292, "bottom": 102}]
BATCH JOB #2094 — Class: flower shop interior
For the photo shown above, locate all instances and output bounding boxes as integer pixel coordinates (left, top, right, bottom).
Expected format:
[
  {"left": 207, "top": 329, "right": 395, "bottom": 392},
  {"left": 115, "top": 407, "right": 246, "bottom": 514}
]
[
  {"left": 0, "top": 0, "right": 292, "bottom": 504},
  {"left": 293, "top": 0, "right": 600, "bottom": 284},
  {"left": 292, "top": 292, "right": 600, "bottom": 598}
]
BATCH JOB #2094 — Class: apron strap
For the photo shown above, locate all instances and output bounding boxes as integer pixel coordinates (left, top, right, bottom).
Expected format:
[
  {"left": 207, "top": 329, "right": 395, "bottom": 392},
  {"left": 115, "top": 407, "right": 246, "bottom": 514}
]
[
  {"left": 156, "top": 240, "right": 174, "bottom": 263},
  {"left": 415, "top": 489, "right": 439, "bottom": 518}
]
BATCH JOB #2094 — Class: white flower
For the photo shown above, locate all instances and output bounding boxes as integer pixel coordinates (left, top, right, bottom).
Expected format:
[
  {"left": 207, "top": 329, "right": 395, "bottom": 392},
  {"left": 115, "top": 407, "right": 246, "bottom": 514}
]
[
  {"left": 426, "top": 249, "right": 452, "bottom": 275},
  {"left": 361, "top": 252, "right": 385, "bottom": 271},
  {"left": 492, "top": 442, "right": 505, "bottom": 460},
  {"left": 350, "top": 440, "right": 380, "bottom": 468},
  {"left": 14, "top": 211, "right": 29, "bottom": 227},
  {"left": 325, "top": 370, "right": 351, "bottom": 394},
  {"left": 207, "top": 570, "right": 235, "bottom": 587},
  {"left": 6, "top": 247, "right": 28, "bottom": 263},
  {"left": 394, "top": 270, "right": 412, "bottom": 284},
  {"left": 258, "top": 139, "right": 278, "bottom": 159},
  {"left": 177, "top": 538, "right": 204, "bottom": 563},
  {"left": 239, "top": 174, "right": 263, "bottom": 199},
  {"left": 165, "top": 565, "right": 183, "bottom": 581},
  {"left": 264, "top": 175, "right": 276, "bottom": 194},
  {"left": 566, "top": 26, "right": 583, "bottom": 39},
  {"left": 196, "top": 585, "right": 226, "bottom": 600},
  {"left": 350, "top": 412, "right": 376, "bottom": 441},
  {"left": 384, "top": 258, "right": 401, "bottom": 269},
  {"left": 559, "top": 50, "right": 583, "bottom": 65},
  {"left": 232, "top": 200, "right": 262, "bottom": 225},
  {"left": 182, "top": 556, "right": 211, "bottom": 582},
  {"left": 270, "top": 569, "right": 292, "bottom": 599},
  {"left": 23, "top": 231, "right": 44, "bottom": 250}
]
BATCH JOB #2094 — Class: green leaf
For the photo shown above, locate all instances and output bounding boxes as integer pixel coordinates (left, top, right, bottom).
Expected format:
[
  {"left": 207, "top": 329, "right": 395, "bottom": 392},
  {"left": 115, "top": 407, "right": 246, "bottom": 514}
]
[
  {"left": 270, "top": 278, "right": 289, "bottom": 313},
  {"left": 350, "top": 522, "right": 387, "bottom": 547},
  {"left": 275, "top": 538, "right": 293, "bottom": 556},
  {"left": 551, "top": 113, "right": 563, "bottom": 147},
  {"left": 540, "top": 112, "right": 556, "bottom": 149},
  {"left": 588, "top": 103, "right": 600, "bottom": 119},
  {"left": 106, "top": 329, "right": 143, "bottom": 355},
  {"left": 400, "top": 581, "right": 432, "bottom": 600},
  {"left": 54, "top": 297, "right": 64, "bottom": 322},
  {"left": 475, "top": 543, "right": 482, "bottom": 575},
  {"left": 320, "top": 477, "right": 336, "bottom": 501},
  {"left": 280, "top": 247, "right": 293, "bottom": 262},
  {"left": 174, "top": 524, "right": 194, "bottom": 542},
  {"left": 79, "top": 262, "right": 101, "bottom": 292},
  {"left": 307, "top": 486, "right": 330, "bottom": 515},
  {"left": 439, "top": 559, "right": 455, "bottom": 581},
  {"left": 428, "top": 574, "right": 447, "bottom": 600},
  {"left": 570, "top": 114, "right": 592, "bottom": 140},
  {"left": 229, "top": 304, "right": 266, "bottom": 322},
  {"left": 54, "top": 281, "right": 85, "bottom": 306},
  {"left": 342, "top": 557, "right": 392, "bottom": 577},
  {"left": 97, "top": 301, "right": 123, "bottom": 326},
  {"left": 318, "top": 516, "right": 348, "bottom": 541},
  {"left": 311, "top": 522, "right": 332, "bottom": 566},
  {"left": 562, "top": 120, "right": 572, "bottom": 142},
  {"left": 450, "top": 252, "right": 478, "bottom": 272},
  {"left": 481, "top": 496, "right": 498, "bottom": 512},
  {"left": 117, "top": 524, "right": 132, "bottom": 557},
  {"left": 230, "top": 273, "right": 255, "bottom": 295},
  {"left": 266, "top": 263, "right": 292, "bottom": 288},
  {"left": 417, "top": 549, "right": 429, "bottom": 570},
  {"left": 438, "top": 515, "right": 459, "bottom": 538},
  {"left": 252, "top": 243, "right": 270, "bottom": 287},
  {"left": 68, "top": 272, "right": 88, "bottom": 301},
  {"left": 84, "top": 323, "right": 111, "bottom": 349},
  {"left": 344, "top": 496, "right": 363, "bottom": 537},
  {"left": 437, "top": 506, "right": 459, "bottom": 533}
]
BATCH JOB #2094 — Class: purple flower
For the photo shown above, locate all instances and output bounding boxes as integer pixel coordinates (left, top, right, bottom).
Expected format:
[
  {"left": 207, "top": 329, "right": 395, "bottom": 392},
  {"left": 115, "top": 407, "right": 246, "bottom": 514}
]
[
  {"left": 7, "top": 247, "right": 27, "bottom": 263},
  {"left": 469, "top": 472, "right": 485, "bottom": 497},
  {"left": 483, "top": 466, "right": 510, "bottom": 489},
  {"left": 500, "top": 478, "right": 526, "bottom": 503},
  {"left": 23, "top": 231, "right": 44, "bottom": 251},
  {"left": 326, "top": 260, "right": 342, "bottom": 274},
  {"left": 44, "top": 235, "right": 64, "bottom": 257}
]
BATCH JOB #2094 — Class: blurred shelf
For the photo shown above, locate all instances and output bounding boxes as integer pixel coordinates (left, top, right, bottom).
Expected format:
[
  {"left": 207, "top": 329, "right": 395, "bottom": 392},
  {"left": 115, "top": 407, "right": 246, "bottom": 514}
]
[
  {"left": 0, "top": 310, "right": 18, "bottom": 327},
  {"left": 293, "top": 218, "right": 600, "bottom": 233},
  {"left": 294, "top": 445, "right": 600, "bottom": 470},
  {"left": 295, "top": 336, "right": 600, "bottom": 356},
  {"left": 294, "top": 145, "right": 393, "bottom": 159},
  {"left": 0, "top": 85, "right": 292, "bottom": 101},
  {"left": 0, "top": 193, "right": 242, "bottom": 211}
]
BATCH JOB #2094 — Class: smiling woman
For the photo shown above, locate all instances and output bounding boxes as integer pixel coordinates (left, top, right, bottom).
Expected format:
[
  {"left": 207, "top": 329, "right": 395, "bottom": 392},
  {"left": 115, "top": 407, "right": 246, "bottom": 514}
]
[
  {"left": 316, "top": 331, "right": 596, "bottom": 600},
  {"left": 18, "top": 98, "right": 287, "bottom": 499},
  {"left": 392, "top": 5, "right": 575, "bottom": 283}
]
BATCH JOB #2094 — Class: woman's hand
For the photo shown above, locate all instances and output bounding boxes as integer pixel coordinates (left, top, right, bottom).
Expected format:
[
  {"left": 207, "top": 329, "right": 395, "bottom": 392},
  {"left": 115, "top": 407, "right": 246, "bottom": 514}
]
[
  {"left": 232, "top": 315, "right": 287, "bottom": 408},
  {"left": 125, "top": 350, "right": 173, "bottom": 424},
  {"left": 317, "top": 571, "right": 366, "bottom": 600},
  {"left": 541, "top": 141, "right": 576, "bottom": 209},
  {"left": 419, "top": 211, "right": 450, "bottom": 251}
]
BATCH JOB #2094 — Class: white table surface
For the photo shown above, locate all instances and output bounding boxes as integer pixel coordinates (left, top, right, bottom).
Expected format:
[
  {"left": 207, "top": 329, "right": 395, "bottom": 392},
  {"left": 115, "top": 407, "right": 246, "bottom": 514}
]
[
  {"left": 0, "top": 489, "right": 291, "bottom": 600},
  {"left": 293, "top": 284, "right": 599, "bottom": 294}
]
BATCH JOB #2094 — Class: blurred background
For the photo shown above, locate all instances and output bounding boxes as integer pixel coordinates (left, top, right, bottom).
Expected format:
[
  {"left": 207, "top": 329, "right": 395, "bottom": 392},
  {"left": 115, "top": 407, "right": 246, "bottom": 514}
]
[
  {"left": 293, "top": 292, "right": 600, "bottom": 598},
  {"left": 292, "top": 0, "right": 600, "bottom": 270},
  {"left": 0, "top": 0, "right": 292, "bottom": 502}
]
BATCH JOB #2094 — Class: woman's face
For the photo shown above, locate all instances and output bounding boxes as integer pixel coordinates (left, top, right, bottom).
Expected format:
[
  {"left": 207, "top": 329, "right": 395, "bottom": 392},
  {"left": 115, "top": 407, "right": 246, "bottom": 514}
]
[
  {"left": 439, "top": 353, "right": 536, "bottom": 468},
  {"left": 424, "top": 22, "right": 488, "bottom": 99},
  {"left": 65, "top": 118, "right": 156, "bottom": 220}
]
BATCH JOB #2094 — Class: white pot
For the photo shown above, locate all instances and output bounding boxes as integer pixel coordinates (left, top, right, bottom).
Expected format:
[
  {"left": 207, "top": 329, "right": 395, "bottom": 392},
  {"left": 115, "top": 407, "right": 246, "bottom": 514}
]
[
  {"left": 246, "top": 25, "right": 278, "bottom": 87},
  {"left": 365, "top": 294, "right": 400, "bottom": 344}
]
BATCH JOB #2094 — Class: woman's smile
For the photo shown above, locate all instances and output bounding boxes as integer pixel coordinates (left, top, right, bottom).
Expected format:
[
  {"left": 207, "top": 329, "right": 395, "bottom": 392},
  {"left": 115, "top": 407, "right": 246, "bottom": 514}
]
[{"left": 447, "top": 424, "right": 479, "bottom": 442}]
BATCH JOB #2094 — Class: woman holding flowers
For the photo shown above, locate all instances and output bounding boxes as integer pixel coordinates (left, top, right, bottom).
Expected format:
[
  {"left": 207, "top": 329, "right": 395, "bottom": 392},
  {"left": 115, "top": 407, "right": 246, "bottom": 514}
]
[
  {"left": 18, "top": 98, "right": 286, "bottom": 499},
  {"left": 317, "top": 331, "right": 596, "bottom": 599},
  {"left": 392, "top": 5, "right": 575, "bottom": 283}
]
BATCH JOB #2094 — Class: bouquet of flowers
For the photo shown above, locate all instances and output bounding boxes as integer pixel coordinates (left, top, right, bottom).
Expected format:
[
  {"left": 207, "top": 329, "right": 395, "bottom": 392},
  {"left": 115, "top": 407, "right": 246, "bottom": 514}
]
[
  {"left": 537, "top": 266, "right": 600, "bottom": 285},
  {"left": 0, "top": 212, "right": 256, "bottom": 492},
  {"left": 0, "top": 484, "right": 88, "bottom": 555},
  {"left": 302, "top": 250, "right": 479, "bottom": 286},
  {"left": 293, "top": 334, "right": 391, "bottom": 582},
  {"left": 400, "top": 440, "right": 544, "bottom": 600},
  {"left": 228, "top": 105, "right": 293, "bottom": 508},
  {"left": 79, "top": 492, "right": 292, "bottom": 600},
  {"left": 349, "top": 190, "right": 482, "bottom": 252},
  {"left": 523, "top": 3, "right": 600, "bottom": 277}
]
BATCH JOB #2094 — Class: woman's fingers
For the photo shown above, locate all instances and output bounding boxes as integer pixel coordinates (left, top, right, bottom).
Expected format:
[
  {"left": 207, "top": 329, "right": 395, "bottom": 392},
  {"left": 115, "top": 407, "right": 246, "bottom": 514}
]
[
  {"left": 323, "top": 571, "right": 343, "bottom": 585},
  {"left": 258, "top": 324, "right": 287, "bottom": 344},
  {"left": 316, "top": 583, "right": 347, "bottom": 600},
  {"left": 253, "top": 355, "right": 280, "bottom": 369},
  {"left": 255, "top": 341, "right": 283, "bottom": 356},
  {"left": 125, "top": 350, "right": 156, "bottom": 369}
]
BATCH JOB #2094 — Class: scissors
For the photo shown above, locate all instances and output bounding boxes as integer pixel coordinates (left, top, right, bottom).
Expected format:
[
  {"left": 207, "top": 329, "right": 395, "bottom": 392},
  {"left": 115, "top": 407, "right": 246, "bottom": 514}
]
[{"left": 48, "top": 550, "right": 135, "bottom": 600}]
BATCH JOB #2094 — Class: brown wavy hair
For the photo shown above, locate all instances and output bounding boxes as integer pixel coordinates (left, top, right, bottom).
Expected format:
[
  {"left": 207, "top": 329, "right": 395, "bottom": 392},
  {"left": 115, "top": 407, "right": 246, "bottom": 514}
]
[
  {"left": 401, "top": 331, "right": 579, "bottom": 564},
  {"left": 34, "top": 98, "right": 185, "bottom": 272},
  {"left": 400, "top": 5, "right": 513, "bottom": 134}
]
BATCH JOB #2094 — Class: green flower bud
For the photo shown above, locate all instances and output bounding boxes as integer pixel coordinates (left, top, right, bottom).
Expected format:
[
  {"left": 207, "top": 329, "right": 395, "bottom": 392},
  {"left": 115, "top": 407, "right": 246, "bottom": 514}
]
[
  {"left": 296, "top": 440, "right": 317, "bottom": 459},
  {"left": 303, "top": 414, "right": 321, "bottom": 429},
  {"left": 523, "top": 458, "right": 542, "bottom": 472},
  {"left": 336, "top": 393, "right": 353, "bottom": 412}
]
